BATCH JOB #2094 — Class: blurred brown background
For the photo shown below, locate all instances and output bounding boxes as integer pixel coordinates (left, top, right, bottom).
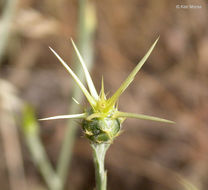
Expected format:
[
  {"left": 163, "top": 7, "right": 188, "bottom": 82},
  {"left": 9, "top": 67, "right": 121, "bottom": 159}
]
[{"left": 0, "top": 0, "right": 208, "bottom": 189}]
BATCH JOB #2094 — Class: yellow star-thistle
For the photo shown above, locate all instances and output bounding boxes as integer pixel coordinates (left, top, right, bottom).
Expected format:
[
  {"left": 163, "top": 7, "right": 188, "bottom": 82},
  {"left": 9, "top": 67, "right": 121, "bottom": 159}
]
[{"left": 40, "top": 37, "right": 174, "bottom": 144}]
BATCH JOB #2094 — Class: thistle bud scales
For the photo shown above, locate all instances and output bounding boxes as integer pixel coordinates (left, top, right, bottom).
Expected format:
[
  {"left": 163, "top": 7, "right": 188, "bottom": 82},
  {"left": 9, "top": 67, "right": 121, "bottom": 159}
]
[{"left": 82, "top": 116, "right": 121, "bottom": 144}]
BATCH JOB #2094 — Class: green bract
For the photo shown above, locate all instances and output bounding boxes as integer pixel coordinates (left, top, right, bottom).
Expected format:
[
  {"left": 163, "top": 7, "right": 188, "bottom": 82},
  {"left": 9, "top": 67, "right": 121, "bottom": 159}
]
[
  {"left": 82, "top": 113, "right": 121, "bottom": 143},
  {"left": 40, "top": 37, "right": 174, "bottom": 144}
]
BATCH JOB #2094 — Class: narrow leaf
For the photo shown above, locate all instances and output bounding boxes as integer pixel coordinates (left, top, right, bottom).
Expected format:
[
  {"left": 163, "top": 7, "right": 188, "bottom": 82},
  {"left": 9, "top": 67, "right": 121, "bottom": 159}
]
[
  {"left": 71, "top": 39, "right": 99, "bottom": 100},
  {"left": 39, "top": 113, "right": 87, "bottom": 121},
  {"left": 115, "top": 111, "right": 175, "bottom": 124},
  {"left": 49, "top": 47, "right": 96, "bottom": 107},
  {"left": 108, "top": 37, "right": 159, "bottom": 108}
]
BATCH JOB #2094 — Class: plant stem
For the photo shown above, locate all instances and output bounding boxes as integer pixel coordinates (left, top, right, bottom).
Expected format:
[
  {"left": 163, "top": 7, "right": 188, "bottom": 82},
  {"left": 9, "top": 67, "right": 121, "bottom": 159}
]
[
  {"left": 0, "top": 80, "right": 27, "bottom": 190},
  {"left": 22, "top": 105, "right": 61, "bottom": 190},
  {"left": 26, "top": 135, "right": 61, "bottom": 190},
  {"left": 57, "top": 0, "right": 96, "bottom": 187},
  {"left": 91, "top": 143, "right": 110, "bottom": 190},
  {"left": 0, "top": 0, "right": 17, "bottom": 65}
]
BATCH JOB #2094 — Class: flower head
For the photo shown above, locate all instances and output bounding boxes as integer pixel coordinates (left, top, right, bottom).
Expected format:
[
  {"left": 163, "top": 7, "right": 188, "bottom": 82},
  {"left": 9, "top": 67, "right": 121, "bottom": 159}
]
[{"left": 40, "top": 38, "right": 174, "bottom": 144}]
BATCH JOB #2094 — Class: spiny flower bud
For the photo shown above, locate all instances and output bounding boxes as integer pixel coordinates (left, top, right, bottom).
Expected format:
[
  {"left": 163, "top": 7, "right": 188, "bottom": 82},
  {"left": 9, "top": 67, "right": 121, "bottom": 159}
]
[
  {"left": 82, "top": 117, "right": 121, "bottom": 143},
  {"left": 82, "top": 109, "right": 121, "bottom": 143},
  {"left": 39, "top": 37, "right": 174, "bottom": 145}
]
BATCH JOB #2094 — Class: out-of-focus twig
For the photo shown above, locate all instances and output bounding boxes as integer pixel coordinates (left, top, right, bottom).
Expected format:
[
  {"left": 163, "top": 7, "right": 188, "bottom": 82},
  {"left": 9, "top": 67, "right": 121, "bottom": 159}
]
[
  {"left": 56, "top": 0, "right": 96, "bottom": 187},
  {"left": 0, "top": 0, "right": 18, "bottom": 65},
  {"left": 22, "top": 105, "right": 61, "bottom": 190},
  {"left": 0, "top": 79, "right": 27, "bottom": 190},
  {"left": 177, "top": 175, "right": 200, "bottom": 190}
]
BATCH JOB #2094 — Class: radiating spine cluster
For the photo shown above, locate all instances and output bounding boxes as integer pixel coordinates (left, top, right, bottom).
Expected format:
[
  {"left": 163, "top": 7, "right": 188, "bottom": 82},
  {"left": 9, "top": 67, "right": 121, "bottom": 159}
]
[{"left": 39, "top": 37, "right": 174, "bottom": 144}]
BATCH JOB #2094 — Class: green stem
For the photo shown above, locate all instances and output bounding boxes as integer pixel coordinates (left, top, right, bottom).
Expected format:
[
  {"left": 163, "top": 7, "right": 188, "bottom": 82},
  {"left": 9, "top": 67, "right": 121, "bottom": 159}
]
[
  {"left": 91, "top": 143, "right": 110, "bottom": 190},
  {"left": 26, "top": 135, "right": 61, "bottom": 190},
  {"left": 22, "top": 105, "right": 61, "bottom": 190},
  {"left": 57, "top": 0, "right": 96, "bottom": 187},
  {"left": 0, "top": 0, "right": 17, "bottom": 65}
]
